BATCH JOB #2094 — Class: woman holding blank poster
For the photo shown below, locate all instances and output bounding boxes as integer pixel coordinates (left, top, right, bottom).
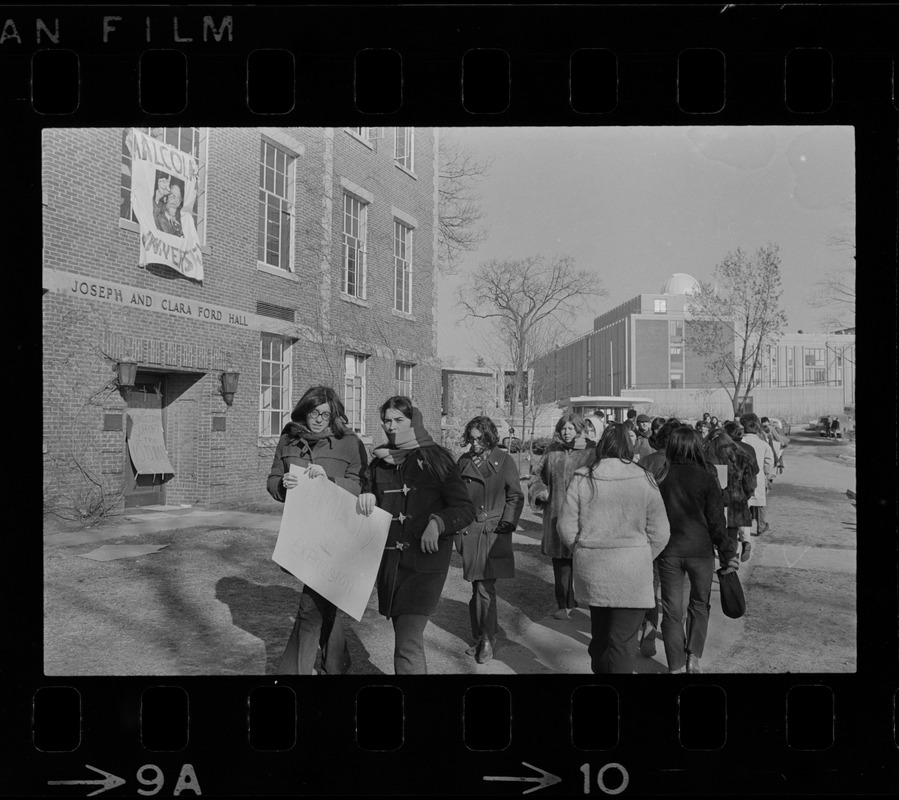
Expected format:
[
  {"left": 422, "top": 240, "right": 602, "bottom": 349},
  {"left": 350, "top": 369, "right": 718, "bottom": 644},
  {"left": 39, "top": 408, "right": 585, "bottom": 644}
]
[
  {"left": 359, "top": 396, "right": 475, "bottom": 675},
  {"left": 267, "top": 386, "right": 368, "bottom": 675}
]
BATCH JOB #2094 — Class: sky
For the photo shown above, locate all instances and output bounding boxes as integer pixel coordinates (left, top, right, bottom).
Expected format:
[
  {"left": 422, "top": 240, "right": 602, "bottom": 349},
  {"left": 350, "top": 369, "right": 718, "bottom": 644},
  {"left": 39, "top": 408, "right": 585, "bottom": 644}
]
[{"left": 436, "top": 125, "right": 855, "bottom": 365}]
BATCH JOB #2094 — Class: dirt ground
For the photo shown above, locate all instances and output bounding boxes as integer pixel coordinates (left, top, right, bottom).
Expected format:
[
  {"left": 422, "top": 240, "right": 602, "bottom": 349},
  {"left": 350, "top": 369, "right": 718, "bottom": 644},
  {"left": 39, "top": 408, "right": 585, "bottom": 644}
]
[{"left": 43, "top": 430, "right": 856, "bottom": 676}]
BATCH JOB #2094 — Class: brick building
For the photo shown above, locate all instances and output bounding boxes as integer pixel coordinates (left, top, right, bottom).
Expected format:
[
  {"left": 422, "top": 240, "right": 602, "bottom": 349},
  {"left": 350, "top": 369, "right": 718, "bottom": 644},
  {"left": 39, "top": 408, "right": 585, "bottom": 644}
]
[
  {"left": 42, "top": 127, "right": 440, "bottom": 515},
  {"left": 531, "top": 273, "right": 855, "bottom": 421}
]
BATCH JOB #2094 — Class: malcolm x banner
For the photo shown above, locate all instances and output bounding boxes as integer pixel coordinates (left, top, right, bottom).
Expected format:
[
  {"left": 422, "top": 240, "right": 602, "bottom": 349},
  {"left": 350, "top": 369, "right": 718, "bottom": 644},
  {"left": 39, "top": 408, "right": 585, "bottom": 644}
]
[{"left": 125, "top": 128, "right": 204, "bottom": 282}]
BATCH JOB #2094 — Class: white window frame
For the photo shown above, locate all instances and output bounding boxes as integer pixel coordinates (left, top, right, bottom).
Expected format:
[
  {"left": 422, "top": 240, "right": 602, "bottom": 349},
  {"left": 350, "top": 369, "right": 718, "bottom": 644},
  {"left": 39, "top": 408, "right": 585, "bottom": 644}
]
[
  {"left": 395, "top": 361, "right": 414, "bottom": 398},
  {"left": 394, "top": 127, "right": 414, "bottom": 171},
  {"left": 259, "top": 334, "right": 292, "bottom": 438},
  {"left": 393, "top": 220, "right": 413, "bottom": 313},
  {"left": 120, "top": 127, "right": 208, "bottom": 244},
  {"left": 344, "top": 353, "right": 367, "bottom": 434},
  {"left": 342, "top": 192, "right": 368, "bottom": 299},
  {"left": 257, "top": 138, "right": 296, "bottom": 272},
  {"left": 654, "top": 298, "right": 667, "bottom": 313}
]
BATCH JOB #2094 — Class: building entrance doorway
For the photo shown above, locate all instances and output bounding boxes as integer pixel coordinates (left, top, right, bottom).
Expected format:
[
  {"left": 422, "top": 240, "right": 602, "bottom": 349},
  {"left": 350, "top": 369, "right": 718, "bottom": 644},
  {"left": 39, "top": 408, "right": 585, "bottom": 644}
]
[{"left": 124, "top": 373, "right": 172, "bottom": 508}]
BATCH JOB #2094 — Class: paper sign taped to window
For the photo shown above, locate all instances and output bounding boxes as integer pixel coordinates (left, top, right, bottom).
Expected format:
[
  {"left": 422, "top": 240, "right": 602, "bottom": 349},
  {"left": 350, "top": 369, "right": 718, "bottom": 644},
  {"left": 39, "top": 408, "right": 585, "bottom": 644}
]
[
  {"left": 272, "top": 465, "right": 391, "bottom": 621},
  {"left": 127, "top": 407, "right": 175, "bottom": 475}
]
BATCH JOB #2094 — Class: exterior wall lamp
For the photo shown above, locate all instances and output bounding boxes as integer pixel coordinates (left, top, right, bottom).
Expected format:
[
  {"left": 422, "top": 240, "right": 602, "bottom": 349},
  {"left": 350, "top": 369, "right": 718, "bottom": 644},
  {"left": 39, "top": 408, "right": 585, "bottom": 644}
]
[
  {"left": 116, "top": 358, "right": 138, "bottom": 389},
  {"left": 221, "top": 369, "right": 240, "bottom": 406}
]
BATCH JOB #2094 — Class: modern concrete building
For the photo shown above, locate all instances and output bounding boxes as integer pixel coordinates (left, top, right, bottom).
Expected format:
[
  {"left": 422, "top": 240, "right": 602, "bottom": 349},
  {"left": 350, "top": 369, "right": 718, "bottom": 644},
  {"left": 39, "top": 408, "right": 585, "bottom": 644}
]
[
  {"left": 531, "top": 273, "right": 855, "bottom": 421},
  {"left": 42, "top": 126, "right": 440, "bottom": 515}
]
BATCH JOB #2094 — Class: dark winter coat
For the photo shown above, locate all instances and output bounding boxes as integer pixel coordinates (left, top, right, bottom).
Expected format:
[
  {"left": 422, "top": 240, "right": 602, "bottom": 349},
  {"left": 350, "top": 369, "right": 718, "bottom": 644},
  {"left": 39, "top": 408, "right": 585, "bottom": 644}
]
[
  {"left": 369, "top": 450, "right": 475, "bottom": 618},
  {"left": 657, "top": 463, "right": 736, "bottom": 562},
  {"left": 267, "top": 428, "right": 367, "bottom": 501},
  {"left": 706, "top": 450, "right": 757, "bottom": 528},
  {"left": 527, "top": 441, "right": 595, "bottom": 560},
  {"left": 454, "top": 447, "right": 525, "bottom": 581}
]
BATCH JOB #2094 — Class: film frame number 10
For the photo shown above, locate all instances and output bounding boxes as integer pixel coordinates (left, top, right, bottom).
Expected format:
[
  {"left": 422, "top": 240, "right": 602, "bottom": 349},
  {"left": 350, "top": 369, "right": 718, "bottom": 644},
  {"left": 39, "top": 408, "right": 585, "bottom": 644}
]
[{"left": 580, "top": 762, "right": 629, "bottom": 795}]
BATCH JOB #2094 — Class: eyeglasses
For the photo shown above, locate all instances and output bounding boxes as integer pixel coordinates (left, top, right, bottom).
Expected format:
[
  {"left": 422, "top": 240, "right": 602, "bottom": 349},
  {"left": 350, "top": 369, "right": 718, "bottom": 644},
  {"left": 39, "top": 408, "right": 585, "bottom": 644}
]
[{"left": 308, "top": 410, "right": 332, "bottom": 421}]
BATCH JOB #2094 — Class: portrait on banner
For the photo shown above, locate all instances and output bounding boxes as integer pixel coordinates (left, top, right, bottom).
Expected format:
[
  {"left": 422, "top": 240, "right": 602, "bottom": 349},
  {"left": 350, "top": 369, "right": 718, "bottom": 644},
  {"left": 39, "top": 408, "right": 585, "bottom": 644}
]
[{"left": 124, "top": 127, "right": 204, "bottom": 282}]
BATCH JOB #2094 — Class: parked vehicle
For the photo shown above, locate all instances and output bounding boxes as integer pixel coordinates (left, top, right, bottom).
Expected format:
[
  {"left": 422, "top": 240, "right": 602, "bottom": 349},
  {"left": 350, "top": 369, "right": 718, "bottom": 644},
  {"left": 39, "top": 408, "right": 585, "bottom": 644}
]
[{"left": 815, "top": 416, "right": 832, "bottom": 436}]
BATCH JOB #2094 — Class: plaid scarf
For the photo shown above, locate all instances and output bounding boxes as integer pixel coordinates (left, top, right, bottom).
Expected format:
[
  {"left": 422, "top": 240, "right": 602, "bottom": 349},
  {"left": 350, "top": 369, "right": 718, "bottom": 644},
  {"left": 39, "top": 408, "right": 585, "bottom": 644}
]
[{"left": 373, "top": 407, "right": 438, "bottom": 465}]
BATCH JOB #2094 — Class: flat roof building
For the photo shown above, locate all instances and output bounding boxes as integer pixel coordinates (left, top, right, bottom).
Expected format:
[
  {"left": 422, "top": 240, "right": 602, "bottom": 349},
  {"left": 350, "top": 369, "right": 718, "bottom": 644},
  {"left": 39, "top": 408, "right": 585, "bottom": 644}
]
[{"left": 531, "top": 273, "right": 855, "bottom": 421}]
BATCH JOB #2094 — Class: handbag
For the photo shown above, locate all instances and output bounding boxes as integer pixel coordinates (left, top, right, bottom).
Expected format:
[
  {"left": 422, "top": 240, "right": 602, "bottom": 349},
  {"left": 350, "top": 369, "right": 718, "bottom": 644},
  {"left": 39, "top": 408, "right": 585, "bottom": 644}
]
[{"left": 717, "top": 568, "right": 746, "bottom": 619}]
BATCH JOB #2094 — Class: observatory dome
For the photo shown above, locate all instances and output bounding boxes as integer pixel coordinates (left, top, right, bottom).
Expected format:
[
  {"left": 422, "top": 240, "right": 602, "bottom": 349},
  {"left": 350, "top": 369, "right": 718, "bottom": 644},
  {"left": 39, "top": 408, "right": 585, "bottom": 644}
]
[{"left": 660, "top": 273, "right": 701, "bottom": 295}]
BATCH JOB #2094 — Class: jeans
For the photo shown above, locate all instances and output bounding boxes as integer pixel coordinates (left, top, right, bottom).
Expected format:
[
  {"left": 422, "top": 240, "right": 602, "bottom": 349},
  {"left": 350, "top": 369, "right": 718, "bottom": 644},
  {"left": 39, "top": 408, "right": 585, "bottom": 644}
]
[
  {"left": 469, "top": 579, "right": 497, "bottom": 640},
  {"left": 392, "top": 613, "right": 429, "bottom": 675},
  {"left": 551, "top": 558, "right": 577, "bottom": 610},
  {"left": 657, "top": 555, "right": 715, "bottom": 672},
  {"left": 277, "top": 586, "right": 351, "bottom": 675},
  {"left": 588, "top": 607, "right": 646, "bottom": 674}
]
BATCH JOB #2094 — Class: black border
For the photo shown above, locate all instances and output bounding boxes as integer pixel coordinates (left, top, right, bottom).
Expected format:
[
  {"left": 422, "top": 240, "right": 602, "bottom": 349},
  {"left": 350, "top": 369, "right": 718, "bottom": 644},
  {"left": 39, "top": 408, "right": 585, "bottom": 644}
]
[{"left": 11, "top": 3, "right": 898, "bottom": 796}]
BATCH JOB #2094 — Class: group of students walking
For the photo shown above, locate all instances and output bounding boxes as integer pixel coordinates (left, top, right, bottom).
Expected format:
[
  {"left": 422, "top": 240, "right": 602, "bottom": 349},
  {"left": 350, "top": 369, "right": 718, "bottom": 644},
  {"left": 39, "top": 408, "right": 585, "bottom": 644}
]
[
  {"left": 267, "top": 386, "right": 521, "bottom": 675},
  {"left": 266, "top": 385, "right": 776, "bottom": 676}
]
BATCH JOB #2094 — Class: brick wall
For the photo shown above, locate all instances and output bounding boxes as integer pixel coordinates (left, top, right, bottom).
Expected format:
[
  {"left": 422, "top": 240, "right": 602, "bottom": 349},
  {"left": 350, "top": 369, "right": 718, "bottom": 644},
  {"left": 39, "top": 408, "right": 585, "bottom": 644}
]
[{"left": 42, "top": 127, "right": 439, "bottom": 517}]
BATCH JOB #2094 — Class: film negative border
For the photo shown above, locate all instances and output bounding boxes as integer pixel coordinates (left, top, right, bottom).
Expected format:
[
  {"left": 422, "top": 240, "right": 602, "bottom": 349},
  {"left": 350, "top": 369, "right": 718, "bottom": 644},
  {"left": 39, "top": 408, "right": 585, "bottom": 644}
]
[{"left": 8, "top": 3, "right": 898, "bottom": 797}]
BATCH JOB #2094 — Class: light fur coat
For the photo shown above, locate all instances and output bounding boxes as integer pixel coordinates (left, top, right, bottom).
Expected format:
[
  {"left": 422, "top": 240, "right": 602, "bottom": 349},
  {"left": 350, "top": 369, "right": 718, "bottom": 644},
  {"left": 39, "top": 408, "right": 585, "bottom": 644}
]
[{"left": 557, "top": 459, "right": 671, "bottom": 609}]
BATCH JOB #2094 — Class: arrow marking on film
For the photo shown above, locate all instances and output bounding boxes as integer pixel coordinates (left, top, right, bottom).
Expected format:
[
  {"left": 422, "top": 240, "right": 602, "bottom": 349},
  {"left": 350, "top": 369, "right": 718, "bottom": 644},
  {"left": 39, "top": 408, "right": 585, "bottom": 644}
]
[
  {"left": 484, "top": 762, "right": 562, "bottom": 794},
  {"left": 48, "top": 764, "right": 126, "bottom": 796}
]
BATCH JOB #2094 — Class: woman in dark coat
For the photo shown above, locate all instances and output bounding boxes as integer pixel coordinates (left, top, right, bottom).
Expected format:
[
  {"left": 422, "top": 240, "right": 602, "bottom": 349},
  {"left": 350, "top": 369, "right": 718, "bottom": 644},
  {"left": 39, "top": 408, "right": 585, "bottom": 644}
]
[
  {"left": 527, "top": 412, "right": 594, "bottom": 620},
  {"left": 267, "top": 386, "right": 368, "bottom": 675},
  {"left": 455, "top": 416, "right": 524, "bottom": 664},
  {"left": 703, "top": 427, "right": 757, "bottom": 563},
  {"left": 358, "top": 397, "right": 475, "bottom": 675},
  {"left": 656, "top": 426, "right": 740, "bottom": 675}
]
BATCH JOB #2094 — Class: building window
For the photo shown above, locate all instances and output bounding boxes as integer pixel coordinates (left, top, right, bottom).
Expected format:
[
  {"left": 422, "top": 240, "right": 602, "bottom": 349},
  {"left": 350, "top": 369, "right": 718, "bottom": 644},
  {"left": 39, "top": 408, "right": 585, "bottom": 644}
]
[
  {"left": 257, "top": 139, "right": 295, "bottom": 271},
  {"left": 395, "top": 127, "right": 414, "bottom": 171},
  {"left": 344, "top": 353, "right": 367, "bottom": 433},
  {"left": 670, "top": 345, "right": 683, "bottom": 366},
  {"left": 395, "top": 362, "right": 414, "bottom": 397},
  {"left": 343, "top": 193, "right": 368, "bottom": 299},
  {"left": 394, "top": 221, "right": 413, "bottom": 313},
  {"left": 260, "top": 335, "right": 292, "bottom": 437},
  {"left": 120, "top": 127, "right": 207, "bottom": 241},
  {"left": 804, "top": 348, "right": 825, "bottom": 367},
  {"left": 669, "top": 319, "right": 683, "bottom": 339},
  {"left": 670, "top": 373, "right": 683, "bottom": 389},
  {"left": 654, "top": 299, "right": 667, "bottom": 314}
]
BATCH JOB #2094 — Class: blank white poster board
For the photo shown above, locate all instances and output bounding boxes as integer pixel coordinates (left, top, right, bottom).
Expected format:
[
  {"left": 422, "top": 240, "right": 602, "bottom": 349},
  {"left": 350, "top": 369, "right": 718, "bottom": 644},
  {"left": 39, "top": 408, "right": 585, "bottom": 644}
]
[{"left": 272, "top": 465, "right": 391, "bottom": 621}]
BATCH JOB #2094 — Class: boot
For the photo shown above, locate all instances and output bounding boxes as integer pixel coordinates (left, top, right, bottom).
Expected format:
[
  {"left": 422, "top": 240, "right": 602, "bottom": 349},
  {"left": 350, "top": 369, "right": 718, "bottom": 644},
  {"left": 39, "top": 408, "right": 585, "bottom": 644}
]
[
  {"left": 740, "top": 540, "right": 752, "bottom": 562},
  {"left": 475, "top": 637, "right": 494, "bottom": 664},
  {"left": 686, "top": 654, "right": 702, "bottom": 674}
]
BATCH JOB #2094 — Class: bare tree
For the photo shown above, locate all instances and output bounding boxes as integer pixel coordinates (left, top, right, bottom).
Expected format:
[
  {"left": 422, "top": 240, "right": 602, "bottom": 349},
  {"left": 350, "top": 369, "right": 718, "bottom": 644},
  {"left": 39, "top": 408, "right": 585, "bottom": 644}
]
[
  {"left": 685, "top": 243, "right": 788, "bottom": 416},
  {"left": 438, "top": 135, "right": 493, "bottom": 274},
  {"left": 807, "top": 232, "right": 855, "bottom": 331},
  {"left": 457, "top": 254, "right": 605, "bottom": 421}
]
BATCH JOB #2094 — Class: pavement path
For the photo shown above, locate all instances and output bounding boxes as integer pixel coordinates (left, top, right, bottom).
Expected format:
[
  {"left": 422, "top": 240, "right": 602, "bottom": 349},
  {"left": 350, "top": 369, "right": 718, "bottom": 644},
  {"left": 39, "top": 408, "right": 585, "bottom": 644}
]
[{"left": 43, "top": 431, "right": 855, "bottom": 675}]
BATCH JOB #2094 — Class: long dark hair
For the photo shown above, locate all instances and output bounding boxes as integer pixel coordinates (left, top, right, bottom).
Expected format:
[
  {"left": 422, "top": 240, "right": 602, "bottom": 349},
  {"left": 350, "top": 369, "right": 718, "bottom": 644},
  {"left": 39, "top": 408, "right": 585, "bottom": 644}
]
[
  {"left": 665, "top": 425, "right": 711, "bottom": 470},
  {"left": 377, "top": 395, "right": 457, "bottom": 481},
  {"left": 649, "top": 418, "right": 681, "bottom": 451},
  {"left": 703, "top": 427, "right": 740, "bottom": 471},
  {"left": 461, "top": 416, "right": 499, "bottom": 450},
  {"left": 584, "top": 423, "right": 655, "bottom": 493},
  {"left": 285, "top": 385, "right": 348, "bottom": 440}
]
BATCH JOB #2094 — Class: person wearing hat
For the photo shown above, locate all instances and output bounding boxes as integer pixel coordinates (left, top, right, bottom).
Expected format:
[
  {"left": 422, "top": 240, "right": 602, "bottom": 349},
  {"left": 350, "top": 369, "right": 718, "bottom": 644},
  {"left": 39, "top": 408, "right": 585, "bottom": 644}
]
[
  {"left": 358, "top": 396, "right": 475, "bottom": 674},
  {"left": 267, "top": 386, "right": 369, "bottom": 675},
  {"left": 633, "top": 414, "right": 655, "bottom": 461},
  {"left": 583, "top": 412, "right": 606, "bottom": 443}
]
